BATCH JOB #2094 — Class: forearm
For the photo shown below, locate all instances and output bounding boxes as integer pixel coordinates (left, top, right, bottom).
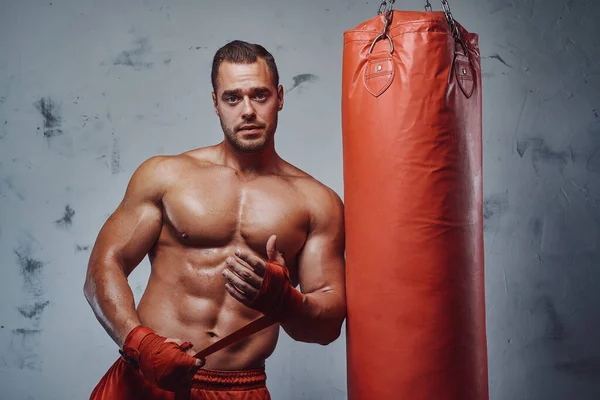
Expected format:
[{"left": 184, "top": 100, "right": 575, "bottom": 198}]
[
  {"left": 83, "top": 264, "right": 141, "bottom": 348},
  {"left": 280, "top": 290, "right": 346, "bottom": 345}
]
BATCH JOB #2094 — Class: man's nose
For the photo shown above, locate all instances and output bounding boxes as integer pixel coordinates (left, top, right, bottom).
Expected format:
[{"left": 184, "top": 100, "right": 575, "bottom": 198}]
[{"left": 241, "top": 97, "right": 256, "bottom": 120}]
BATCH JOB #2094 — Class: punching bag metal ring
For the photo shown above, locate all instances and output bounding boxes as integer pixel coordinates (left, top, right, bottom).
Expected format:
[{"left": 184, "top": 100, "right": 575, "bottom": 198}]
[{"left": 341, "top": 1, "right": 489, "bottom": 399}]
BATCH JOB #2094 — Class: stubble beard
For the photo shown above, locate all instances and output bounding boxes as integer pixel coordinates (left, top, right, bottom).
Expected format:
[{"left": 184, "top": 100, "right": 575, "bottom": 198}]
[{"left": 220, "top": 117, "right": 277, "bottom": 153}]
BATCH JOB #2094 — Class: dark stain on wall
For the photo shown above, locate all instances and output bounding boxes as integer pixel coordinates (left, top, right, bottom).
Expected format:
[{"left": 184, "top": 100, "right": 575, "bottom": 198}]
[
  {"left": 54, "top": 205, "right": 75, "bottom": 228},
  {"left": 114, "top": 38, "right": 153, "bottom": 70},
  {"left": 517, "top": 138, "right": 571, "bottom": 171},
  {"left": 540, "top": 296, "right": 568, "bottom": 342},
  {"left": 489, "top": 54, "right": 512, "bottom": 68},
  {"left": 287, "top": 74, "right": 319, "bottom": 93},
  {"left": 14, "top": 249, "right": 44, "bottom": 276},
  {"left": 517, "top": 140, "right": 530, "bottom": 158},
  {"left": 75, "top": 244, "right": 90, "bottom": 252},
  {"left": 14, "top": 249, "right": 44, "bottom": 297},
  {"left": 533, "top": 142, "right": 570, "bottom": 170},
  {"left": 12, "top": 328, "right": 42, "bottom": 337},
  {"left": 17, "top": 301, "right": 50, "bottom": 320},
  {"left": 34, "top": 97, "right": 63, "bottom": 138},
  {"left": 484, "top": 193, "right": 509, "bottom": 220},
  {"left": 555, "top": 358, "right": 600, "bottom": 378}
]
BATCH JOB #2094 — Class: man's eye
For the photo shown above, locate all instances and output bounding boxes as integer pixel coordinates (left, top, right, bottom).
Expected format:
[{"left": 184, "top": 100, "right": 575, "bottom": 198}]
[
  {"left": 255, "top": 93, "right": 266, "bottom": 100},
  {"left": 226, "top": 96, "right": 238, "bottom": 102}
]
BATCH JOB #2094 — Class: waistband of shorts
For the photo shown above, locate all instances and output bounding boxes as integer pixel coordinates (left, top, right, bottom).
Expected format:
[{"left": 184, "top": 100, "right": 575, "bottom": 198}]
[{"left": 190, "top": 367, "right": 267, "bottom": 391}]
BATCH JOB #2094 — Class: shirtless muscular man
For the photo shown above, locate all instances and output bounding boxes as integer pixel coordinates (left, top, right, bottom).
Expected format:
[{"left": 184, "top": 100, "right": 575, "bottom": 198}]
[{"left": 84, "top": 40, "right": 346, "bottom": 399}]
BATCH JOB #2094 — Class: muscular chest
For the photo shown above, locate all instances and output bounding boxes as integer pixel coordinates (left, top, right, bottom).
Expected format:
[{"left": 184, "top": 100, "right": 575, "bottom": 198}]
[{"left": 161, "top": 173, "right": 309, "bottom": 256}]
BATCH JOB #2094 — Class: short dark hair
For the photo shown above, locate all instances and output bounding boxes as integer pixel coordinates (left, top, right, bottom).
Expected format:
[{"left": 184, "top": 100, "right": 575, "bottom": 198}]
[{"left": 211, "top": 40, "right": 279, "bottom": 92}]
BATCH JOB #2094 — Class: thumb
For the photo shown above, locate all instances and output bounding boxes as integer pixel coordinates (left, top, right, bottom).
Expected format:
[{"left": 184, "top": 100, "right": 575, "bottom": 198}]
[{"left": 266, "top": 235, "right": 285, "bottom": 264}]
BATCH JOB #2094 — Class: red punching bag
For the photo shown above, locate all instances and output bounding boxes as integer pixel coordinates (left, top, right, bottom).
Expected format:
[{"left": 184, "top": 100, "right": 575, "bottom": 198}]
[{"left": 341, "top": 1, "right": 488, "bottom": 399}]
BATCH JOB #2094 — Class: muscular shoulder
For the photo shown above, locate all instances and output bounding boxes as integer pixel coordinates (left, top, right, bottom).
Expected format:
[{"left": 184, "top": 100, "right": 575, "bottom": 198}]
[
  {"left": 136, "top": 147, "right": 218, "bottom": 178},
  {"left": 280, "top": 164, "right": 344, "bottom": 223},
  {"left": 127, "top": 153, "right": 205, "bottom": 200}
]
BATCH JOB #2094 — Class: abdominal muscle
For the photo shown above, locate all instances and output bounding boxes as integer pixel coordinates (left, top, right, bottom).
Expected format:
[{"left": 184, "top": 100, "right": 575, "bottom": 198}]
[{"left": 135, "top": 244, "right": 280, "bottom": 371}]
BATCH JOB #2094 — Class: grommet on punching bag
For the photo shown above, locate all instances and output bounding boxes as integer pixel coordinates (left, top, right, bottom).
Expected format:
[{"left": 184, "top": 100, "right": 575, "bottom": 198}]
[{"left": 341, "top": 1, "right": 489, "bottom": 399}]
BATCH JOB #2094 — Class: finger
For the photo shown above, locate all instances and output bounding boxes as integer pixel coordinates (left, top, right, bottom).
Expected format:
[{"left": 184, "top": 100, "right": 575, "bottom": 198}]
[
  {"left": 181, "top": 344, "right": 201, "bottom": 363},
  {"left": 227, "top": 258, "right": 262, "bottom": 289},
  {"left": 225, "top": 282, "right": 253, "bottom": 307},
  {"left": 223, "top": 269, "right": 258, "bottom": 299},
  {"left": 185, "top": 348, "right": 196, "bottom": 357},
  {"left": 164, "top": 338, "right": 183, "bottom": 345},
  {"left": 195, "top": 358, "right": 206, "bottom": 368},
  {"left": 266, "top": 235, "right": 285, "bottom": 265},
  {"left": 234, "top": 249, "right": 266, "bottom": 276},
  {"left": 266, "top": 235, "right": 277, "bottom": 261},
  {"left": 184, "top": 358, "right": 204, "bottom": 381},
  {"left": 179, "top": 342, "right": 194, "bottom": 352}
]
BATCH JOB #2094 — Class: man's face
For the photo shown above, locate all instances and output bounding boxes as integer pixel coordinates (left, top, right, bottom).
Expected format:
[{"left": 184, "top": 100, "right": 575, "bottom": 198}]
[{"left": 212, "top": 59, "right": 284, "bottom": 153}]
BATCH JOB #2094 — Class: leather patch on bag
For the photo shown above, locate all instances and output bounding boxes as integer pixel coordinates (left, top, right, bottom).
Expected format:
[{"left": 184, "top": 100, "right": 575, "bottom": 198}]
[
  {"left": 454, "top": 54, "right": 475, "bottom": 98},
  {"left": 364, "top": 53, "right": 395, "bottom": 97}
]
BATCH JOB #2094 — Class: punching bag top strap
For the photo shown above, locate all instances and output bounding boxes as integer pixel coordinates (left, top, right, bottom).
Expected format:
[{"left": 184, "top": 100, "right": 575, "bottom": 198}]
[
  {"left": 428, "top": 0, "right": 469, "bottom": 56},
  {"left": 374, "top": 0, "right": 469, "bottom": 57}
]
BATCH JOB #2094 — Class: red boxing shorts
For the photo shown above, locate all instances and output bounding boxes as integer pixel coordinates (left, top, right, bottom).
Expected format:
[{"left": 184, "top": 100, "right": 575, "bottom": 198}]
[{"left": 90, "top": 357, "right": 271, "bottom": 400}]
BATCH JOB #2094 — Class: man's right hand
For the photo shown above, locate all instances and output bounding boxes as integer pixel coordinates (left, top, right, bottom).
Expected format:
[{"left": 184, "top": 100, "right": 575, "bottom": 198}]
[{"left": 119, "top": 326, "right": 204, "bottom": 392}]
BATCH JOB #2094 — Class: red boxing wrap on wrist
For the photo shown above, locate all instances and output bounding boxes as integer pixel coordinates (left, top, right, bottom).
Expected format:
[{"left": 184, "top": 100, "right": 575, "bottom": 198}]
[
  {"left": 249, "top": 261, "right": 304, "bottom": 322},
  {"left": 119, "top": 326, "right": 197, "bottom": 391}
]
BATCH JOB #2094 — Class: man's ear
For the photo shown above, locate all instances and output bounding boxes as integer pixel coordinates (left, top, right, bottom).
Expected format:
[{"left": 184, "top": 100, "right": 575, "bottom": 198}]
[
  {"left": 277, "top": 85, "right": 284, "bottom": 111},
  {"left": 212, "top": 92, "right": 219, "bottom": 116}
]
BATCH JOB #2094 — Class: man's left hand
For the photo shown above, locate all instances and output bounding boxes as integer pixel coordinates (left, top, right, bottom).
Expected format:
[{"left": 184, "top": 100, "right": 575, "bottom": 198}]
[{"left": 222, "top": 234, "right": 285, "bottom": 306}]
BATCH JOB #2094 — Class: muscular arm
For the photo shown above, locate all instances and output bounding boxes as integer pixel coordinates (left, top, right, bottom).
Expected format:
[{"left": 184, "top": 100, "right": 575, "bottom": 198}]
[
  {"left": 280, "top": 186, "right": 346, "bottom": 345},
  {"left": 83, "top": 157, "right": 166, "bottom": 348}
]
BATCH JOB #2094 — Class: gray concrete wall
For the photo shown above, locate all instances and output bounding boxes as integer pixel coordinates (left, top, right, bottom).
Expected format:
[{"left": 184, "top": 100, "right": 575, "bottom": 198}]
[{"left": 0, "top": 0, "right": 598, "bottom": 399}]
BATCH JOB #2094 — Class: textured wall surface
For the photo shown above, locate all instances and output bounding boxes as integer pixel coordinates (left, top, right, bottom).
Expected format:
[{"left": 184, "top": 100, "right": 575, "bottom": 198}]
[{"left": 0, "top": 0, "right": 598, "bottom": 399}]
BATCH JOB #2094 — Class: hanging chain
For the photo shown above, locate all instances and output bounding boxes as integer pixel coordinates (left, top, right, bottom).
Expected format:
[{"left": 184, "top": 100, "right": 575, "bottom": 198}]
[
  {"left": 372, "top": 0, "right": 464, "bottom": 55},
  {"left": 376, "top": 0, "right": 395, "bottom": 36},
  {"left": 441, "top": 0, "right": 461, "bottom": 41},
  {"left": 377, "top": 0, "right": 395, "bottom": 16}
]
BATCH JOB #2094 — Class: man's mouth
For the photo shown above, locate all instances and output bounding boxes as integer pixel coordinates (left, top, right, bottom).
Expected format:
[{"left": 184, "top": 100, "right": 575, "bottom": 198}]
[{"left": 238, "top": 126, "right": 263, "bottom": 133}]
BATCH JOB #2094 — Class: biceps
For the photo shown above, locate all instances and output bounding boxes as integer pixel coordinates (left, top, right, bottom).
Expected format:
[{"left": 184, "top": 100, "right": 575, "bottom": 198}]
[
  {"left": 90, "top": 201, "right": 163, "bottom": 275},
  {"left": 297, "top": 232, "right": 345, "bottom": 295}
]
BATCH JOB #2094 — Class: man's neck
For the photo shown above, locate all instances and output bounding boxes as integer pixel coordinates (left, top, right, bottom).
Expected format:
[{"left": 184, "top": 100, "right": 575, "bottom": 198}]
[{"left": 218, "top": 140, "right": 280, "bottom": 176}]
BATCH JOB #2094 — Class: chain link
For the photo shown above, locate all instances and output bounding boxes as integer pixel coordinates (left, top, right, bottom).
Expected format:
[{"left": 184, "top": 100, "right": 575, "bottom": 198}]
[
  {"left": 441, "top": 0, "right": 461, "bottom": 41},
  {"left": 376, "top": 0, "right": 395, "bottom": 36},
  {"left": 377, "top": 0, "right": 395, "bottom": 16},
  {"left": 425, "top": 0, "right": 432, "bottom": 11}
]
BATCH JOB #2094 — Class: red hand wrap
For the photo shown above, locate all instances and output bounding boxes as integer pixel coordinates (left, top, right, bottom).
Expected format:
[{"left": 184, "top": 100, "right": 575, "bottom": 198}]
[
  {"left": 120, "top": 326, "right": 197, "bottom": 391},
  {"left": 249, "top": 261, "right": 304, "bottom": 322}
]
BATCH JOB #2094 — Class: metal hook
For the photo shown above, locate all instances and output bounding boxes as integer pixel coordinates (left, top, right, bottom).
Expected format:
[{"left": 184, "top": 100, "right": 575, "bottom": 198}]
[{"left": 368, "top": 33, "right": 394, "bottom": 55}]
